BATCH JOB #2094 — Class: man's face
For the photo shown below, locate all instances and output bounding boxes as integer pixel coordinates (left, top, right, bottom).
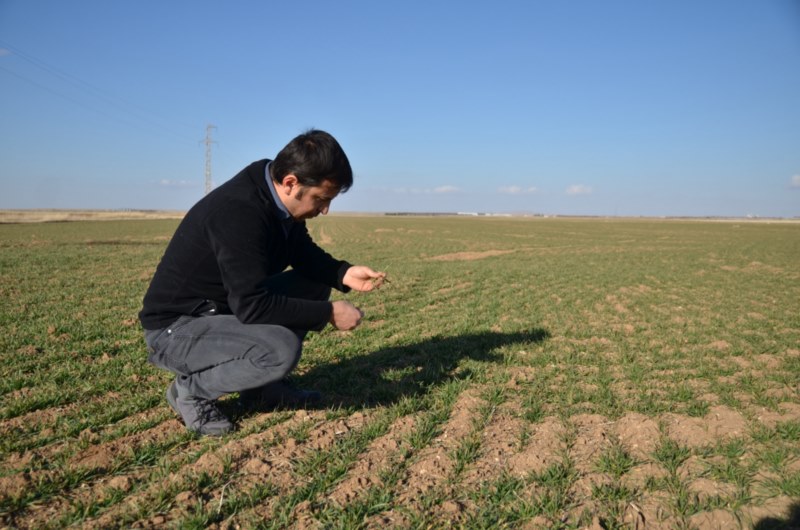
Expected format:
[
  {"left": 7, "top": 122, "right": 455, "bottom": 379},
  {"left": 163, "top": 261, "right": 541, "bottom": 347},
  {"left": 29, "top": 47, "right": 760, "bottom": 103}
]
[{"left": 280, "top": 176, "right": 340, "bottom": 221}]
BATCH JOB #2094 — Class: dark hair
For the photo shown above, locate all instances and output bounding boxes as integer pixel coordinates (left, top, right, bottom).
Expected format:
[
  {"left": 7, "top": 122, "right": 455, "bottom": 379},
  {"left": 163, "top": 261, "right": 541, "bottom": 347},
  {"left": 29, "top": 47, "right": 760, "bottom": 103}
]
[{"left": 271, "top": 129, "right": 353, "bottom": 192}]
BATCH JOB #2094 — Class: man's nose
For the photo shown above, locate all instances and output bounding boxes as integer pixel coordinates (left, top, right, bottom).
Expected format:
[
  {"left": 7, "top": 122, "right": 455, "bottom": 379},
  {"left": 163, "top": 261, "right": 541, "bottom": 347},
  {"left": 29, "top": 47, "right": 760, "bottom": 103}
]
[{"left": 320, "top": 205, "right": 329, "bottom": 215}]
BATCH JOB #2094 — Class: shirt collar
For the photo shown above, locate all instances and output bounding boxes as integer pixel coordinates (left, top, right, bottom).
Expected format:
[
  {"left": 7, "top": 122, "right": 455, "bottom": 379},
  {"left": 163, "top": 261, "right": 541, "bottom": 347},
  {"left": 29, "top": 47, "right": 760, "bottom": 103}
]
[{"left": 265, "top": 161, "right": 295, "bottom": 235}]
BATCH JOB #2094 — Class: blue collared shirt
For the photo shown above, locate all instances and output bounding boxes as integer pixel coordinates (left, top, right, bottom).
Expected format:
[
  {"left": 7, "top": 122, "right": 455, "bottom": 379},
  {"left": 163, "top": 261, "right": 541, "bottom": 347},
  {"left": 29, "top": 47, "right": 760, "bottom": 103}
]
[{"left": 265, "top": 161, "right": 294, "bottom": 237}]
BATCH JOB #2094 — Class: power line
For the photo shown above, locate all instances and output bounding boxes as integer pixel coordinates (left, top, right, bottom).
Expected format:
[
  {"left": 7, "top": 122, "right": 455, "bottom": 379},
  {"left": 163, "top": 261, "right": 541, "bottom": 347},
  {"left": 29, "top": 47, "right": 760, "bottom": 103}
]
[
  {"left": 0, "top": 38, "right": 198, "bottom": 142},
  {"left": 0, "top": 64, "right": 157, "bottom": 134}
]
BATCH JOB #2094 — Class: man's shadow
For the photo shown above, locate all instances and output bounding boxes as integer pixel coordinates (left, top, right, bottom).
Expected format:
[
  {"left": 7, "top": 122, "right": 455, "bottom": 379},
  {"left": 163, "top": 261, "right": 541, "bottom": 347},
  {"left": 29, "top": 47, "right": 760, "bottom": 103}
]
[
  {"left": 295, "top": 328, "right": 550, "bottom": 409},
  {"left": 753, "top": 502, "right": 800, "bottom": 530}
]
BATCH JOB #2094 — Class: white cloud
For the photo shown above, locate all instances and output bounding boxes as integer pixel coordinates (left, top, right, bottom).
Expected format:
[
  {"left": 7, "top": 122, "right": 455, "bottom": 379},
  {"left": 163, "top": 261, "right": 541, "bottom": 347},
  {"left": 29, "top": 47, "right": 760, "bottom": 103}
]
[
  {"left": 0, "top": 49, "right": 11, "bottom": 57},
  {"left": 158, "top": 179, "right": 198, "bottom": 188},
  {"left": 498, "top": 185, "right": 538, "bottom": 195},
  {"left": 389, "top": 186, "right": 461, "bottom": 194},
  {"left": 566, "top": 184, "right": 592, "bottom": 196},
  {"left": 791, "top": 175, "right": 800, "bottom": 188}
]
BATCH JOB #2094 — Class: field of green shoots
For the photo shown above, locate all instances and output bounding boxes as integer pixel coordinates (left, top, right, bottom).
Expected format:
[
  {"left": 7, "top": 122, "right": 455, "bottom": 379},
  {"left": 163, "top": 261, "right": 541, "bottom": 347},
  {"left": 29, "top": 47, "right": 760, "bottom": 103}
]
[{"left": 1, "top": 216, "right": 799, "bottom": 529}]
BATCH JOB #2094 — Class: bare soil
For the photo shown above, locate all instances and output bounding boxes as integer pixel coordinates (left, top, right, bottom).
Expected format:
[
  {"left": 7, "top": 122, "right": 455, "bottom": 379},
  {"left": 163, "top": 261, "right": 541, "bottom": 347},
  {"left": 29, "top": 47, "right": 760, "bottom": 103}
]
[{"left": 2, "top": 379, "right": 798, "bottom": 529}]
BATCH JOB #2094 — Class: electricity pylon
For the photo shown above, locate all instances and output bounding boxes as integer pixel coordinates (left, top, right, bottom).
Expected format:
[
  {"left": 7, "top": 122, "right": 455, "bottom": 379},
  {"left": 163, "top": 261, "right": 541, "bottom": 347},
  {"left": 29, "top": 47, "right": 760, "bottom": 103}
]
[{"left": 203, "top": 124, "right": 217, "bottom": 195}]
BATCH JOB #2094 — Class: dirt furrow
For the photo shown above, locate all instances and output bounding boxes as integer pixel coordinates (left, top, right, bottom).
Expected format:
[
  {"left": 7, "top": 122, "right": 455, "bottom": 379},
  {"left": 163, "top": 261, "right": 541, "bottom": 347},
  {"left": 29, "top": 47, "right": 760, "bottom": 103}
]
[
  {"left": 661, "top": 405, "right": 748, "bottom": 449},
  {"left": 0, "top": 405, "right": 171, "bottom": 519},
  {"left": 133, "top": 410, "right": 373, "bottom": 529},
  {"left": 2, "top": 403, "right": 313, "bottom": 528},
  {"left": 364, "top": 388, "right": 486, "bottom": 528},
  {"left": 0, "top": 401, "right": 82, "bottom": 439},
  {"left": 69, "top": 419, "right": 184, "bottom": 473},
  {"left": 1, "top": 418, "right": 185, "bottom": 529},
  {"left": 326, "top": 413, "right": 417, "bottom": 507},
  {"left": 566, "top": 413, "right": 616, "bottom": 520},
  {"left": 0, "top": 417, "right": 182, "bottom": 507},
  {"left": 460, "top": 400, "right": 526, "bottom": 489},
  {"left": 75, "top": 409, "right": 318, "bottom": 529},
  {"left": 1, "top": 397, "right": 168, "bottom": 469},
  {"left": 506, "top": 415, "right": 567, "bottom": 477},
  {"left": 612, "top": 411, "right": 661, "bottom": 462}
]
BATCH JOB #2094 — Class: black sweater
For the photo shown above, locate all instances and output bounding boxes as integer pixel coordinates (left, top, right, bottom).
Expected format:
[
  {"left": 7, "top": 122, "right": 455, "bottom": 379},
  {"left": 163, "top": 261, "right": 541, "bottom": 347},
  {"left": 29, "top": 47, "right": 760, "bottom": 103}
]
[{"left": 139, "top": 159, "right": 350, "bottom": 331}]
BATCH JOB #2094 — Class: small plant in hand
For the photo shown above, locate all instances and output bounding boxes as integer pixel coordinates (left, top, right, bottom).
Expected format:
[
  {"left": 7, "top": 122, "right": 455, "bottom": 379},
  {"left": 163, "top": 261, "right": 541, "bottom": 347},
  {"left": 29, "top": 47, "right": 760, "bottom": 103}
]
[{"left": 371, "top": 273, "right": 389, "bottom": 288}]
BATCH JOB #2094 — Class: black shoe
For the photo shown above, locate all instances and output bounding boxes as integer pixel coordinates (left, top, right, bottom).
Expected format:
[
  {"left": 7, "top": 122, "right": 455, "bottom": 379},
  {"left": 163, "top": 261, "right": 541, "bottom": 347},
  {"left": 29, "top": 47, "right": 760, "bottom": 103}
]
[
  {"left": 166, "top": 380, "right": 234, "bottom": 436},
  {"left": 238, "top": 380, "right": 322, "bottom": 410}
]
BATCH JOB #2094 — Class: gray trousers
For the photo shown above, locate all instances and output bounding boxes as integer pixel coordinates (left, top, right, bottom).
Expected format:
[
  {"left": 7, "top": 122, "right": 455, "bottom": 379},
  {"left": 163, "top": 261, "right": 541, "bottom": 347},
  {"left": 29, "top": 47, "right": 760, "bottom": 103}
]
[{"left": 143, "top": 271, "right": 330, "bottom": 400}]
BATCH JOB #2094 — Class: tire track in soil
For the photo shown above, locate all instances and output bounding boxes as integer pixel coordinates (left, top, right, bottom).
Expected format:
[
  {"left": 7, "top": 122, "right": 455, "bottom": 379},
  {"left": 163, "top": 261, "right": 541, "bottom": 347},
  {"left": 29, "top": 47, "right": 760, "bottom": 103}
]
[
  {"left": 124, "top": 410, "right": 373, "bottom": 529},
  {"left": 364, "top": 388, "right": 487, "bottom": 529}
]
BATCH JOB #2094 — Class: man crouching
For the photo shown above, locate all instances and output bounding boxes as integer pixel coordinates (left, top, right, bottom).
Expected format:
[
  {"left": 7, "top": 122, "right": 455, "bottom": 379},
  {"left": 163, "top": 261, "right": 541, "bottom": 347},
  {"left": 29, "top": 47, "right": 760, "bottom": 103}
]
[{"left": 139, "top": 129, "right": 385, "bottom": 435}]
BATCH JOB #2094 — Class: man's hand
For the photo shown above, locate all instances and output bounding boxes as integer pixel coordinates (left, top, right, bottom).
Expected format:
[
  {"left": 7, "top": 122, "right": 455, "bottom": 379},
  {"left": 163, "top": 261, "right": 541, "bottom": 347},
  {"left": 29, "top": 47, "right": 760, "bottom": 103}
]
[
  {"left": 343, "top": 265, "right": 388, "bottom": 292},
  {"left": 330, "top": 300, "right": 364, "bottom": 331}
]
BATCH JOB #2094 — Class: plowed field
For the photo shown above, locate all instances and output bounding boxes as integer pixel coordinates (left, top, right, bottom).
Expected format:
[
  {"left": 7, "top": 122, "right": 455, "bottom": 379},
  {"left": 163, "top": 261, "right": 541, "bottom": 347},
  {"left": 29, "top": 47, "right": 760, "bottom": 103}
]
[{"left": 1, "top": 216, "right": 798, "bottom": 529}]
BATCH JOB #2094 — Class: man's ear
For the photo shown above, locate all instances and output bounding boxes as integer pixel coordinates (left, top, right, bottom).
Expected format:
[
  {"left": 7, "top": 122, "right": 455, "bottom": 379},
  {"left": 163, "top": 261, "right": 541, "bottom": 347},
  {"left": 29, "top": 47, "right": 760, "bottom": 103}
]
[{"left": 281, "top": 174, "right": 298, "bottom": 194}]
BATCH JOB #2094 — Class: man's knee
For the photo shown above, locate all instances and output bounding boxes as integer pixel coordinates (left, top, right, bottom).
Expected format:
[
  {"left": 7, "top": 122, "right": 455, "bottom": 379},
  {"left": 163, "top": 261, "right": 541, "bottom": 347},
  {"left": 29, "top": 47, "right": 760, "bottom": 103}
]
[
  {"left": 249, "top": 325, "right": 302, "bottom": 375},
  {"left": 297, "top": 277, "right": 331, "bottom": 302}
]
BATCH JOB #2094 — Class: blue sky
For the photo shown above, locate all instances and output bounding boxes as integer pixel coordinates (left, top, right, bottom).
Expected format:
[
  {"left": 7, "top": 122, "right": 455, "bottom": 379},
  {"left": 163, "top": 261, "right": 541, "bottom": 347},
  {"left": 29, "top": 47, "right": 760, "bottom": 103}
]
[{"left": 1, "top": 1, "right": 799, "bottom": 217}]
